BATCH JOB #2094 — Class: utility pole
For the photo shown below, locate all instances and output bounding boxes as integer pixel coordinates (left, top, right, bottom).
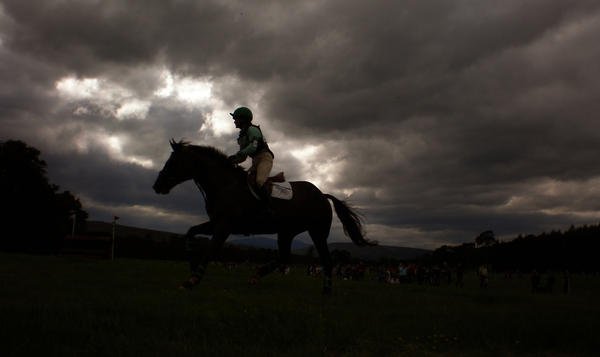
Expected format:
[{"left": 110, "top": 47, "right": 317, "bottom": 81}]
[
  {"left": 71, "top": 211, "right": 77, "bottom": 237},
  {"left": 112, "top": 216, "right": 119, "bottom": 260}
]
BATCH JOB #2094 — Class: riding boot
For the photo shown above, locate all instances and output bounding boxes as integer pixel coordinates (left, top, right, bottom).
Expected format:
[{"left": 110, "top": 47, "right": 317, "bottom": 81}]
[{"left": 256, "top": 184, "right": 272, "bottom": 216}]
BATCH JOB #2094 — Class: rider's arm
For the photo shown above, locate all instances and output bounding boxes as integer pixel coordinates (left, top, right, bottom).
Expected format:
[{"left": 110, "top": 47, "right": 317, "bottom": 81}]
[{"left": 230, "top": 126, "right": 262, "bottom": 163}]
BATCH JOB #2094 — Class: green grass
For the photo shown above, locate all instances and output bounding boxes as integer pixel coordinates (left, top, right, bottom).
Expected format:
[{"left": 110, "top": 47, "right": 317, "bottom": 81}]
[{"left": 1, "top": 253, "right": 599, "bottom": 356}]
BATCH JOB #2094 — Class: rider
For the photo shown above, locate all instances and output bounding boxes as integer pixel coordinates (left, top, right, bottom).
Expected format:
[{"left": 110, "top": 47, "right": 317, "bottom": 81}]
[{"left": 227, "top": 107, "right": 274, "bottom": 207}]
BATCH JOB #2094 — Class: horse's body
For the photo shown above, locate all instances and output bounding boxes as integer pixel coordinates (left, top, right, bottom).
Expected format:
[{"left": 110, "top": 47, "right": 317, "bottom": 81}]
[{"left": 153, "top": 140, "right": 373, "bottom": 293}]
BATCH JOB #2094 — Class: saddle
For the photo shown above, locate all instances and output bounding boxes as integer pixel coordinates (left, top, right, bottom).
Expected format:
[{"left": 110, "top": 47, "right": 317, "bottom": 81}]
[
  {"left": 247, "top": 171, "right": 285, "bottom": 187},
  {"left": 247, "top": 172, "right": 292, "bottom": 200}
]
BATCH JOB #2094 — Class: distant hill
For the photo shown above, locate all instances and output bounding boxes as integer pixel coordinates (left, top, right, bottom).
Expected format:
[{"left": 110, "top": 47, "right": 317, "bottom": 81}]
[
  {"left": 228, "top": 237, "right": 311, "bottom": 250},
  {"left": 84, "top": 222, "right": 297, "bottom": 250},
  {"left": 228, "top": 238, "right": 431, "bottom": 261},
  {"left": 295, "top": 242, "right": 431, "bottom": 261},
  {"left": 82, "top": 221, "right": 430, "bottom": 261},
  {"left": 85, "top": 222, "right": 302, "bottom": 249},
  {"left": 84, "top": 221, "right": 183, "bottom": 241}
]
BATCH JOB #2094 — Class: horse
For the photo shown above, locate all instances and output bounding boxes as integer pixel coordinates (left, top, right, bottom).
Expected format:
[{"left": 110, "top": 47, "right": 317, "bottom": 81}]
[{"left": 152, "top": 139, "right": 374, "bottom": 294}]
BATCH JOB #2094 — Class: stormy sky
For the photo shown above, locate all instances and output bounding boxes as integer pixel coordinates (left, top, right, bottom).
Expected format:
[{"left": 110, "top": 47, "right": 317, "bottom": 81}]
[{"left": 2, "top": 0, "right": 600, "bottom": 249}]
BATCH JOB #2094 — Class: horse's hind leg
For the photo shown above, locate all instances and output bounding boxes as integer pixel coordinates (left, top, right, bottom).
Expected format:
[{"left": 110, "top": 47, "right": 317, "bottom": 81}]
[
  {"left": 250, "top": 232, "right": 294, "bottom": 284},
  {"left": 310, "top": 228, "right": 333, "bottom": 295}
]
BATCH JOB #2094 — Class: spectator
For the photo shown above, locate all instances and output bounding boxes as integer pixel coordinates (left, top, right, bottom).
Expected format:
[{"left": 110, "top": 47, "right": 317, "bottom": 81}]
[
  {"left": 531, "top": 269, "right": 541, "bottom": 293},
  {"left": 562, "top": 270, "right": 571, "bottom": 294},
  {"left": 545, "top": 271, "right": 556, "bottom": 292},
  {"left": 478, "top": 264, "right": 489, "bottom": 288},
  {"left": 455, "top": 263, "right": 464, "bottom": 288}
]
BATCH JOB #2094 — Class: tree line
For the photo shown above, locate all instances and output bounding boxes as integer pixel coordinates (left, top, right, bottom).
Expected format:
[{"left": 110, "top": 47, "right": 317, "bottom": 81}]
[
  {"left": 423, "top": 226, "right": 600, "bottom": 273},
  {"left": 0, "top": 139, "right": 88, "bottom": 253}
]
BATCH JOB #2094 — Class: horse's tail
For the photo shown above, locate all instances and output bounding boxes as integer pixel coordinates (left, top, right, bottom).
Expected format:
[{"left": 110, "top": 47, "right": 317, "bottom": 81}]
[{"left": 324, "top": 194, "right": 377, "bottom": 246}]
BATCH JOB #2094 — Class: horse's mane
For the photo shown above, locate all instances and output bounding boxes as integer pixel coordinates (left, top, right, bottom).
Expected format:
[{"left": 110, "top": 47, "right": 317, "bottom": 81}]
[{"left": 170, "top": 139, "right": 246, "bottom": 175}]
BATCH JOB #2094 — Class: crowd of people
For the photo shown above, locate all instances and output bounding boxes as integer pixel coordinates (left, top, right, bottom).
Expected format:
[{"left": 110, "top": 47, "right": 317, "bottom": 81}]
[
  {"left": 531, "top": 269, "right": 571, "bottom": 294},
  {"left": 374, "top": 262, "right": 465, "bottom": 286},
  {"left": 226, "top": 261, "right": 572, "bottom": 294},
  {"left": 307, "top": 262, "right": 465, "bottom": 286},
  {"left": 306, "top": 263, "right": 368, "bottom": 280},
  {"left": 305, "top": 262, "right": 572, "bottom": 294}
]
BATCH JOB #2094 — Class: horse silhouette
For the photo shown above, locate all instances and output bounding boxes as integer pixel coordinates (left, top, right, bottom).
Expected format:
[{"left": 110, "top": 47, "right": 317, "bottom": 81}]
[{"left": 153, "top": 139, "right": 374, "bottom": 294}]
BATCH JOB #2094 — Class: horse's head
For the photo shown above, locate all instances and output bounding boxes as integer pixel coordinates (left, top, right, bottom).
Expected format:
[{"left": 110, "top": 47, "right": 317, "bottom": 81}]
[{"left": 153, "top": 139, "right": 194, "bottom": 194}]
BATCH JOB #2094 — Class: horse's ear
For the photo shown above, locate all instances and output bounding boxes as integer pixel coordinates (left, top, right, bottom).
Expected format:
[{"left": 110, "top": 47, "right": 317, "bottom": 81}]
[{"left": 170, "top": 138, "right": 177, "bottom": 151}]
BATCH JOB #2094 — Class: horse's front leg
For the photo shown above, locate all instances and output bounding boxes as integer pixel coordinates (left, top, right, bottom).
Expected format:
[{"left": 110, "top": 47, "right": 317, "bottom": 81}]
[
  {"left": 180, "top": 220, "right": 230, "bottom": 290},
  {"left": 185, "top": 221, "right": 215, "bottom": 238},
  {"left": 184, "top": 221, "right": 215, "bottom": 278}
]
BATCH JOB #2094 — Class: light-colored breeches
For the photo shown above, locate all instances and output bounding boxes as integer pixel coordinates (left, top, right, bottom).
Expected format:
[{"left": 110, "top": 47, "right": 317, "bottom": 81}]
[{"left": 251, "top": 151, "right": 274, "bottom": 187}]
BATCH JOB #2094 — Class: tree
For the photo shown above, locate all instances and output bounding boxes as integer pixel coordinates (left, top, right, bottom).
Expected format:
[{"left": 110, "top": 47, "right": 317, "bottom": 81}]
[
  {"left": 1, "top": 139, "right": 52, "bottom": 198},
  {"left": 0, "top": 139, "right": 87, "bottom": 252},
  {"left": 475, "top": 230, "right": 497, "bottom": 248},
  {"left": 54, "top": 190, "right": 88, "bottom": 235}
]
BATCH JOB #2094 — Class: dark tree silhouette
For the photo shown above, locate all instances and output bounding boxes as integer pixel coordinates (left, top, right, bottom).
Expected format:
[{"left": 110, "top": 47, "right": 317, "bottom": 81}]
[
  {"left": 0, "top": 139, "right": 87, "bottom": 252},
  {"left": 475, "top": 230, "right": 497, "bottom": 247},
  {"left": 421, "top": 224, "right": 600, "bottom": 273}
]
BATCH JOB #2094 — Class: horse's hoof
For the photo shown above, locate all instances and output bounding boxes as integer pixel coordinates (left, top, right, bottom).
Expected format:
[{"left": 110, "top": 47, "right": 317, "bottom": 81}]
[
  {"left": 179, "top": 282, "right": 194, "bottom": 290},
  {"left": 179, "top": 275, "right": 200, "bottom": 290}
]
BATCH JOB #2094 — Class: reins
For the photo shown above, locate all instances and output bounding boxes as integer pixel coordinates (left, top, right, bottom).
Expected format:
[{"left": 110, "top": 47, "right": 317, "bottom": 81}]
[{"left": 193, "top": 179, "right": 208, "bottom": 203}]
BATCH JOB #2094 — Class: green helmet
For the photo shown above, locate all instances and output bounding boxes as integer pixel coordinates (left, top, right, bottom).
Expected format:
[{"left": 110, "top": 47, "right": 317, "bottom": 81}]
[{"left": 230, "top": 107, "right": 253, "bottom": 122}]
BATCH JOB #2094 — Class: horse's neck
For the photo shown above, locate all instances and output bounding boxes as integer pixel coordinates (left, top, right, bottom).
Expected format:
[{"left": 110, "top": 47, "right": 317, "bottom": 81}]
[
  {"left": 191, "top": 157, "right": 241, "bottom": 198},
  {"left": 193, "top": 168, "right": 221, "bottom": 195}
]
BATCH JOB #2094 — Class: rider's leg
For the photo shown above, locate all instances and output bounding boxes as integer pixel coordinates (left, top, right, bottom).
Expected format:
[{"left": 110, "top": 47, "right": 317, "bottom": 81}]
[
  {"left": 252, "top": 152, "right": 273, "bottom": 188},
  {"left": 251, "top": 152, "right": 274, "bottom": 211}
]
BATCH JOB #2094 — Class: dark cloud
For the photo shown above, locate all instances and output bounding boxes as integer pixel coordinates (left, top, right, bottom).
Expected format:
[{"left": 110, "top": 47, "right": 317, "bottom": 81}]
[{"left": 2, "top": 0, "right": 600, "bottom": 248}]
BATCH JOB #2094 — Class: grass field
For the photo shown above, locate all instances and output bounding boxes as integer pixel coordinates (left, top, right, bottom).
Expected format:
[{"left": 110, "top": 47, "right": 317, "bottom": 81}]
[{"left": 1, "top": 253, "right": 599, "bottom": 356}]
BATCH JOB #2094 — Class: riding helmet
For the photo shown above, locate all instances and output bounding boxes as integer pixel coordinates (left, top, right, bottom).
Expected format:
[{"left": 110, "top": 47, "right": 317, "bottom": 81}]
[{"left": 230, "top": 107, "right": 253, "bottom": 122}]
